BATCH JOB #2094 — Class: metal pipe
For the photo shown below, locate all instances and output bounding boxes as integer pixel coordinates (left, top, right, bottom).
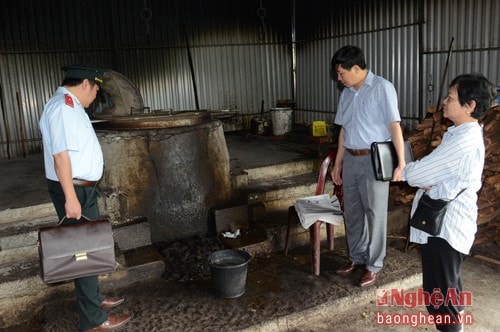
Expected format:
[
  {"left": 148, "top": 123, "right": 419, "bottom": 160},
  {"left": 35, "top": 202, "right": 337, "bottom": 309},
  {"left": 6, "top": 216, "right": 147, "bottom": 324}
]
[
  {"left": 16, "top": 91, "right": 27, "bottom": 158},
  {"left": 426, "top": 37, "right": 454, "bottom": 154},
  {"left": 0, "top": 82, "right": 11, "bottom": 159},
  {"left": 291, "top": 0, "right": 296, "bottom": 103},
  {"left": 182, "top": 25, "right": 200, "bottom": 111}
]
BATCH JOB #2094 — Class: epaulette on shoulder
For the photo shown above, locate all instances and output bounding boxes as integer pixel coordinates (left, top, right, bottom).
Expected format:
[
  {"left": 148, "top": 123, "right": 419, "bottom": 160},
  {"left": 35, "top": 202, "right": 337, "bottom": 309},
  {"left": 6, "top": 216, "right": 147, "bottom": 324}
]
[{"left": 65, "top": 94, "right": 74, "bottom": 108}]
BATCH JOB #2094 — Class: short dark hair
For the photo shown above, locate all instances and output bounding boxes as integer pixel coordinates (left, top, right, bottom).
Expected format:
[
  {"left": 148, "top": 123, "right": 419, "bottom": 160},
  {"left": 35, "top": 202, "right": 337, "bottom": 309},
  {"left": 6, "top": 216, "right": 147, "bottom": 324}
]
[
  {"left": 62, "top": 77, "right": 99, "bottom": 88},
  {"left": 331, "top": 45, "right": 367, "bottom": 71},
  {"left": 450, "top": 74, "right": 495, "bottom": 120}
]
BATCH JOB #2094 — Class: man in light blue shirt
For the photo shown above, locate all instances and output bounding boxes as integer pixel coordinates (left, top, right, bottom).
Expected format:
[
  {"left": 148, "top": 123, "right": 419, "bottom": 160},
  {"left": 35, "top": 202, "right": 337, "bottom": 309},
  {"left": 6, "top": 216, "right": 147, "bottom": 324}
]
[
  {"left": 39, "top": 65, "right": 130, "bottom": 332},
  {"left": 330, "top": 46, "right": 405, "bottom": 287}
]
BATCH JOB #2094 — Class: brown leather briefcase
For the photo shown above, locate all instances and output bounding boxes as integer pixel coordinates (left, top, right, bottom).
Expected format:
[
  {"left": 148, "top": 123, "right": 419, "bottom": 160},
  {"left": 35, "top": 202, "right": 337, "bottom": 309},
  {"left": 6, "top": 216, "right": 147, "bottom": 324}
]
[{"left": 38, "top": 218, "right": 116, "bottom": 283}]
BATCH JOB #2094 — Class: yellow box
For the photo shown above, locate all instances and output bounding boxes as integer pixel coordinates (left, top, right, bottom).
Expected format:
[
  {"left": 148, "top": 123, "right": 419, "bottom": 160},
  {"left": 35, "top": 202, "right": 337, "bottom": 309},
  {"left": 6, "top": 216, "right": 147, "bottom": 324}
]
[{"left": 312, "top": 121, "right": 327, "bottom": 137}]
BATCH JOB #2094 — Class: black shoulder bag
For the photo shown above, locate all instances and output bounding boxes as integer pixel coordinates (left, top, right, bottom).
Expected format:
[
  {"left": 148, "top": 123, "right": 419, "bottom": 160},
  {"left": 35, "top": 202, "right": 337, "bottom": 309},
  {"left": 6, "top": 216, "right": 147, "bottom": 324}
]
[{"left": 409, "top": 188, "right": 466, "bottom": 236}]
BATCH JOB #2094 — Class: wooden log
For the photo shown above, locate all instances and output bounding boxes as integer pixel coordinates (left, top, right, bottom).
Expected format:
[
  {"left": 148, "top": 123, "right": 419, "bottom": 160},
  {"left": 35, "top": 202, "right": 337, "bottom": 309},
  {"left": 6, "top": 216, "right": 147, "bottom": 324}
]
[
  {"left": 472, "top": 254, "right": 500, "bottom": 265},
  {"left": 477, "top": 208, "right": 500, "bottom": 225},
  {"left": 431, "top": 139, "right": 441, "bottom": 147},
  {"left": 474, "top": 228, "right": 496, "bottom": 242},
  {"left": 483, "top": 119, "right": 497, "bottom": 132},
  {"left": 416, "top": 120, "right": 433, "bottom": 130},
  {"left": 484, "top": 174, "right": 500, "bottom": 186}
]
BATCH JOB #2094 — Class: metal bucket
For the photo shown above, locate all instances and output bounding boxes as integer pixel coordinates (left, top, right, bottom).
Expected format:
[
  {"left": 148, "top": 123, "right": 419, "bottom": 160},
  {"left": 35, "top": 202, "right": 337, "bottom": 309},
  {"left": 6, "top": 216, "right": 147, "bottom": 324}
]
[
  {"left": 270, "top": 108, "right": 293, "bottom": 136},
  {"left": 208, "top": 249, "right": 251, "bottom": 298}
]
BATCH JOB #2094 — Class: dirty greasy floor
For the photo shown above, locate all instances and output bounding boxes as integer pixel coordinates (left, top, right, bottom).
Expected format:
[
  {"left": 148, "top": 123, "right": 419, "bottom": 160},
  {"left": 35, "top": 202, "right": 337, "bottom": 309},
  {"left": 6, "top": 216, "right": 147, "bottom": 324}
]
[{"left": 0, "top": 131, "right": 499, "bottom": 331}]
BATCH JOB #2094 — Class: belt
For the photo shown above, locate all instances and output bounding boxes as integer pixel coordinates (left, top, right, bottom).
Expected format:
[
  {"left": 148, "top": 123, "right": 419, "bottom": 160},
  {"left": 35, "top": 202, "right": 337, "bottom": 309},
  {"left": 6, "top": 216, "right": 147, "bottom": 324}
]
[
  {"left": 72, "top": 179, "right": 96, "bottom": 187},
  {"left": 345, "top": 148, "right": 372, "bottom": 156}
]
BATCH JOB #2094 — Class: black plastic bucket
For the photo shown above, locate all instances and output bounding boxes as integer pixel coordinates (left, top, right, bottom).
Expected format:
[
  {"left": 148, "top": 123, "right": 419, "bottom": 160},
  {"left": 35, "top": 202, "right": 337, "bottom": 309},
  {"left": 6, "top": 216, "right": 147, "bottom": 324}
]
[
  {"left": 208, "top": 249, "right": 251, "bottom": 298},
  {"left": 250, "top": 117, "right": 270, "bottom": 135}
]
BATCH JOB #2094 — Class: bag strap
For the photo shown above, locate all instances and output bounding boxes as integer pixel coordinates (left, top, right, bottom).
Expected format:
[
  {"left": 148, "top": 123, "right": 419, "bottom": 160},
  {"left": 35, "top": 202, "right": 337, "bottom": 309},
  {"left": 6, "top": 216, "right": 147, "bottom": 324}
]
[
  {"left": 422, "top": 188, "right": 466, "bottom": 202},
  {"left": 57, "top": 214, "right": 95, "bottom": 225},
  {"left": 450, "top": 188, "right": 467, "bottom": 201}
]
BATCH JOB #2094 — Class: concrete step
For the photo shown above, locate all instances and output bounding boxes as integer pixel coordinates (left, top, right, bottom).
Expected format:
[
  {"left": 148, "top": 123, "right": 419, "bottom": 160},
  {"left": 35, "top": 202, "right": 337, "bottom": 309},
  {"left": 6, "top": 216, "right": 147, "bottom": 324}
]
[
  {"left": 0, "top": 217, "right": 163, "bottom": 293},
  {"left": 232, "top": 159, "right": 317, "bottom": 190},
  {"left": 0, "top": 211, "right": 166, "bottom": 327},
  {"left": 0, "top": 213, "right": 153, "bottom": 254},
  {"left": 0, "top": 203, "right": 55, "bottom": 224},
  {"left": 265, "top": 205, "right": 409, "bottom": 253},
  {"left": 230, "top": 152, "right": 335, "bottom": 213},
  {"left": 0, "top": 244, "right": 165, "bottom": 327},
  {"left": 245, "top": 172, "right": 335, "bottom": 212},
  {"left": 226, "top": 155, "right": 411, "bottom": 254},
  {"left": 220, "top": 158, "right": 339, "bottom": 255},
  {"left": 0, "top": 215, "right": 57, "bottom": 250},
  {"left": 213, "top": 203, "right": 346, "bottom": 256}
]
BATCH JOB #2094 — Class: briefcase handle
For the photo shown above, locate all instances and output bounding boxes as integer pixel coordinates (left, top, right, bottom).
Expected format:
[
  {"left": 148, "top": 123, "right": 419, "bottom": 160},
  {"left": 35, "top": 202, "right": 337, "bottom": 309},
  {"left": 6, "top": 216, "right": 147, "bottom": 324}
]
[{"left": 57, "top": 214, "right": 96, "bottom": 225}]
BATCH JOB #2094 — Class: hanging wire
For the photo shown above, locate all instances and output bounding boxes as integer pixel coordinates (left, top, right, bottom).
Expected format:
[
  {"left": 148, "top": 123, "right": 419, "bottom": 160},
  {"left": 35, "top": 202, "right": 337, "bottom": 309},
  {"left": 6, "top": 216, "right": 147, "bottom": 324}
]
[
  {"left": 257, "top": 0, "right": 267, "bottom": 41},
  {"left": 426, "top": 73, "right": 434, "bottom": 92},
  {"left": 140, "top": 0, "right": 153, "bottom": 35}
]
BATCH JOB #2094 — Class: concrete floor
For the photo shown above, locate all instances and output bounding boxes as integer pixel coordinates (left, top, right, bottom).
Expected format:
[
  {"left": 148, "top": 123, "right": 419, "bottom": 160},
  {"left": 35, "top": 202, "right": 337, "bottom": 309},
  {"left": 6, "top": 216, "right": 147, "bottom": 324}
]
[
  {"left": 2, "top": 240, "right": 498, "bottom": 332},
  {"left": 0, "top": 131, "right": 499, "bottom": 331}
]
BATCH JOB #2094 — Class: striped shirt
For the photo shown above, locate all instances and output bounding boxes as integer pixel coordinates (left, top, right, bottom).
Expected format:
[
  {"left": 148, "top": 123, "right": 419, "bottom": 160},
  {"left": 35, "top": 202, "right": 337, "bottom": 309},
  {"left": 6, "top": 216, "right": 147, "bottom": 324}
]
[{"left": 402, "top": 122, "right": 485, "bottom": 254}]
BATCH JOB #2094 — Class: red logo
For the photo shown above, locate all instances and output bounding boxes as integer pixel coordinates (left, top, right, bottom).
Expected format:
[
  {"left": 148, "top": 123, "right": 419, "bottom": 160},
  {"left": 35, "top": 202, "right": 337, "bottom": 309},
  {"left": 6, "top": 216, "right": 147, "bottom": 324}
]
[
  {"left": 376, "top": 288, "right": 472, "bottom": 309},
  {"left": 65, "top": 94, "right": 74, "bottom": 107},
  {"left": 376, "top": 289, "right": 390, "bottom": 306}
]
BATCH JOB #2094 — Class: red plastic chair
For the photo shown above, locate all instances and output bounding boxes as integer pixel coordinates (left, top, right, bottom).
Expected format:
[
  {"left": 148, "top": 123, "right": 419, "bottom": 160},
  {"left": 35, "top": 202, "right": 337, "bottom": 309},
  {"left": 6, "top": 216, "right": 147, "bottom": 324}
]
[{"left": 284, "top": 150, "right": 344, "bottom": 275}]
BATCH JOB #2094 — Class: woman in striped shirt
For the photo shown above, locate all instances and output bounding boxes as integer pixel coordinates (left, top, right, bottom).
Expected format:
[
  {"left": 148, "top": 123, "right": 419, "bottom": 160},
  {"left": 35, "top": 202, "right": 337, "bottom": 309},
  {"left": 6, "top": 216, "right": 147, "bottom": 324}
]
[{"left": 403, "top": 74, "right": 495, "bottom": 332}]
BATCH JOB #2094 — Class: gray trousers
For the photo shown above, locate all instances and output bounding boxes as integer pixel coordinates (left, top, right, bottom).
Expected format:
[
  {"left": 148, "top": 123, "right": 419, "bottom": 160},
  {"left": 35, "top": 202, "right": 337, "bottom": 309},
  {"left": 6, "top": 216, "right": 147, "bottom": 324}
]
[{"left": 342, "top": 153, "right": 389, "bottom": 272}]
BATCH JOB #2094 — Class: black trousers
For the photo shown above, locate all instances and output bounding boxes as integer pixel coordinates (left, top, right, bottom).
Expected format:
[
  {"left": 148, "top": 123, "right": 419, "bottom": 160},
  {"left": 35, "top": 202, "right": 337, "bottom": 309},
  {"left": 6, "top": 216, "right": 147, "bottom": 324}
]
[
  {"left": 47, "top": 180, "right": 108, "bottom": 330},
  {"left": 421, "top": 237, "right": 465, "bottom": 332}
]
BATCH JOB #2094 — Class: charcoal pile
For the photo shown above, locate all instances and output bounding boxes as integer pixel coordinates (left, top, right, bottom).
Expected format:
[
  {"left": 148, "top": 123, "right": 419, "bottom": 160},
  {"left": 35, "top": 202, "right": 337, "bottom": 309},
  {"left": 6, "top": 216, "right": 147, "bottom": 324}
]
[{"left": 155, "top": 235, "right": 225, "bottom": 283}]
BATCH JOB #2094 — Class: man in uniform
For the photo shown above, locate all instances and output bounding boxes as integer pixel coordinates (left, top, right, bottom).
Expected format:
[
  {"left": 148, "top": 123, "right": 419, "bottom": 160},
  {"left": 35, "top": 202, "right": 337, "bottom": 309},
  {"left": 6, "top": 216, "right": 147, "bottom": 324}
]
[{"left": 39, "top": 65, "right": 131, "bottom": 331}]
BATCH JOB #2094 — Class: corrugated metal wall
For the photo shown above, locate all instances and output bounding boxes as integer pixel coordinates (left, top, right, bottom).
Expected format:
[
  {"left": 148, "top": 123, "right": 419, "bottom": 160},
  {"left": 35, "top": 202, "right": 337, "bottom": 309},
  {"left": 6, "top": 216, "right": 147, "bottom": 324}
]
[
  {"left": 1, "top": 0, "right": 499, "bottom": 159},
  {"left": 0, "top": 0, "right": 293, "bottom": 158},
  {"left": 294, "top": 0, "right": 420, "bottom": 131},
  {"left": 421, "top": 0, "right": 500, "bottom": 122},
  {"left": 294, "top": 0, "right": 500, "bottom": 133}
]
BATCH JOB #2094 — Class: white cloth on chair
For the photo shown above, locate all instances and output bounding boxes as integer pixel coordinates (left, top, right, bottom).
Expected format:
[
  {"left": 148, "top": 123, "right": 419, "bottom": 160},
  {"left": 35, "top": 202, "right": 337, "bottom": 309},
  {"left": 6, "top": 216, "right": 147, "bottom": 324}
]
[{"left": 294, "top": 194, "right": 344, "bottom": 229}]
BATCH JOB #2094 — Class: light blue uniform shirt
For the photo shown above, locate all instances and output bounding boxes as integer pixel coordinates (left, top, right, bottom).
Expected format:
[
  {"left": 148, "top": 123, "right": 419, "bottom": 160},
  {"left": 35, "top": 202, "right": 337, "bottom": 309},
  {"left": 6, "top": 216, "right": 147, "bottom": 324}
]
[
  {"left": 334, "top": 71, "right": 401, "bottom": 149},
  {"left": 403, "top": 122, "right": 484, "bottom": 254},
  {"left": 39, "top": 87, "right": 103, "bottom": 181}
]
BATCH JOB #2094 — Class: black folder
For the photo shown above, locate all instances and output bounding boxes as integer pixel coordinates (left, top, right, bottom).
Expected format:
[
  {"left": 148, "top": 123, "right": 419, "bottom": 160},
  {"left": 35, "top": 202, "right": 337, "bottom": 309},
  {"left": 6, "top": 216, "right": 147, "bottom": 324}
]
[{"left": 371, "top": 140, "right": 414, "bottom": 181}]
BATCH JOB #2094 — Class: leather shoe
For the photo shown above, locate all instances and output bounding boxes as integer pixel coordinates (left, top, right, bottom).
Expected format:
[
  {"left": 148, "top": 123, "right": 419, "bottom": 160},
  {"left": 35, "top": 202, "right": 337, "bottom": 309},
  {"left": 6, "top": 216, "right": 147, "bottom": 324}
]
[
  {"left": 359, "top": 270, "right": 378, "bottom": 287},
  {"left": 336, "top": 262, "right": 365, "bottom": 275},
  {"left": 101, "top": 297, "right": 125, "bottom": 309},
  {"left": 85, "top": 314, "right": 131, "bottom": 331}
]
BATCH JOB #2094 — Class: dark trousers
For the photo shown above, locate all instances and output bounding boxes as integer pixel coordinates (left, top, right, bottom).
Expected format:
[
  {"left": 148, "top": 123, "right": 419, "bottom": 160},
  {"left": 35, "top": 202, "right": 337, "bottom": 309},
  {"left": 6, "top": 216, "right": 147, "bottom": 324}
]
[
  {"left": 47, "top": 180, "right": 108, "bottom": 330},
  {"left": 421, "top": 237, "right": 465, "bottom": 332}
]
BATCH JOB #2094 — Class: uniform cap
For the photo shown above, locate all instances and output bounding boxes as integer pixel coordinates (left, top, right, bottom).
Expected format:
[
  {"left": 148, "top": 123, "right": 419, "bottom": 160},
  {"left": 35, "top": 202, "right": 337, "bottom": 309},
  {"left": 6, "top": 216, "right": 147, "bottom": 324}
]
[{"left": 61, "top": 65, "right": 107, "bottom": 84}]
